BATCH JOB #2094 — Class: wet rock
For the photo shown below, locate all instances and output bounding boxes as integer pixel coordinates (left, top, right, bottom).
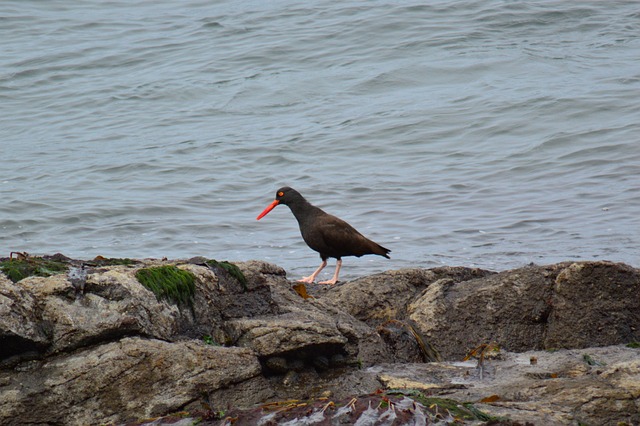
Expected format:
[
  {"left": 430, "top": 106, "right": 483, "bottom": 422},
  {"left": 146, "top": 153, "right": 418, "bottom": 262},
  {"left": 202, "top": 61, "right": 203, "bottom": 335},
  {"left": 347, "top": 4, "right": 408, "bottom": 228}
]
[
  {"left": 139, "top": 345, "right": 638, "bottom": 426},
  {"left": 455, "top": 345, "right": 640, "bottom": 426}
]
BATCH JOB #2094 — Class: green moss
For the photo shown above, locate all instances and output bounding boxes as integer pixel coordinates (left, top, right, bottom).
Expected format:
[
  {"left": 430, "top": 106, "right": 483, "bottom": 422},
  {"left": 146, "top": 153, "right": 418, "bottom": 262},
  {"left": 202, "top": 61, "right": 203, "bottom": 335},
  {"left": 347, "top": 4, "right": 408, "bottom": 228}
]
[
  {"left": 203, "top": 335, "right": 219, "bottom": 346},
  {"left": 0, "top": 257, "right": 69, "bottom": 283},
  {"left": 626, "top": 342, "right": 640, "bottom": 349},
  {"left": 415, "top": 397, "right": 477, "bottom": 420},
  {"left": 386, "top": 391, "right": 502, "bottom": 421},
  {"left": 462, "top": 402, "right": 498, "bottom": 421},
  {"left": 583, "top": 354, "right": 606, "bottom": 366},
  {"left": 205, "top": 259, "right": 247, "bottom": 290},
  {"left": 91, "top": 256, "right": 137, "bottom": 266},
  {"left": 135, "top": 265, "right": 196, "bottom": 306}
]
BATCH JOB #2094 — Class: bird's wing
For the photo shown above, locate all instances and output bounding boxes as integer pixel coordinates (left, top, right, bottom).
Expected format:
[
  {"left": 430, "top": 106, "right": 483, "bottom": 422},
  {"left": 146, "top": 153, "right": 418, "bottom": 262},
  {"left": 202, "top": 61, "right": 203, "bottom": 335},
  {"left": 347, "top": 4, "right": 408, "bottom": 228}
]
[{"left": 314, "top": 215, "right": 374, "bottom": 256}]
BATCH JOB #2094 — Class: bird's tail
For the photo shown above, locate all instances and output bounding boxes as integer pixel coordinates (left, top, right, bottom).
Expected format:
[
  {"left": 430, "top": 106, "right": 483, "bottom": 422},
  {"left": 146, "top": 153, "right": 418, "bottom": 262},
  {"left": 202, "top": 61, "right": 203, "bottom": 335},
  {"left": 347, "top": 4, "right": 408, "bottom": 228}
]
[{"left": 376, "top": 244, "right": 391, "bottom": 259}]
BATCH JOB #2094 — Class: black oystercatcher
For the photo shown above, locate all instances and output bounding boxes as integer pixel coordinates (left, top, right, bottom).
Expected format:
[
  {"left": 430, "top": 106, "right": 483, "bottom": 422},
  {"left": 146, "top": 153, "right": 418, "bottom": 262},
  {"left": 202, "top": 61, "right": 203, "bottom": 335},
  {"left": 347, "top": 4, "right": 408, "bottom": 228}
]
[{"left": 256, "top": 187, "right": 390, "bottom": 285}]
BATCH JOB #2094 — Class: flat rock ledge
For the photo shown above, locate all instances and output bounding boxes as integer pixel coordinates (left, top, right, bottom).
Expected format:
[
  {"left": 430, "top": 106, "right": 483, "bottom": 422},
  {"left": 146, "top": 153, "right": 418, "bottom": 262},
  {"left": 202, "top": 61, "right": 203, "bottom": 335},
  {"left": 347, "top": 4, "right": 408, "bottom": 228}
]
[{"left": 0, "top": 258, "right": 638, "bottom": 425}]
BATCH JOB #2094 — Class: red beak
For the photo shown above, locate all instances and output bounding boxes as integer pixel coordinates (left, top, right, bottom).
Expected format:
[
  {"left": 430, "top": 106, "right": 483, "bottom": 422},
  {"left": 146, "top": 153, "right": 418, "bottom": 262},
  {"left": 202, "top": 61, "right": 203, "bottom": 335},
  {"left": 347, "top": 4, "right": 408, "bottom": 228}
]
[{"left": 256, "top": 200, "right": 279, "bottom": 220}]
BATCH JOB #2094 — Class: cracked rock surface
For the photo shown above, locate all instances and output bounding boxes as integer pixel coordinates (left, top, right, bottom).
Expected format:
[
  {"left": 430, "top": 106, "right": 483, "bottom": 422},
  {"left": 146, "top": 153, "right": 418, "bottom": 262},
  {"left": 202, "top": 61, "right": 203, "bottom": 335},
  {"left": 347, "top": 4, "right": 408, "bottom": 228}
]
[{"left": 0, "top": 259, "right": 638, "bottom": 425}]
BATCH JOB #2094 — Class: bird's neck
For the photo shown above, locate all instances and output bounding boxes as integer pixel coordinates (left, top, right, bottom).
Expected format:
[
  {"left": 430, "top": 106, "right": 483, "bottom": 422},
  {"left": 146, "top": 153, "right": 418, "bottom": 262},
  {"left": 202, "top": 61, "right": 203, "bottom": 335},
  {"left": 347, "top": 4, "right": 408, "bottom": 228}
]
[{"left": 287, "top": 198, "right": 323, "bottom": 225}]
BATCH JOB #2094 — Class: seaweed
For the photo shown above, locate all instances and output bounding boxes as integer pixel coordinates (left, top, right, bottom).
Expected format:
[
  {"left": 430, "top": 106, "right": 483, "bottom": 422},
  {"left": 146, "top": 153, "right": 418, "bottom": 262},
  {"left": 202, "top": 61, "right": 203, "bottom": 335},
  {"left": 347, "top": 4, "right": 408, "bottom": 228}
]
[
  {"left": 205, "top": 259, "right": 247, "bottom": 290},
  {"left": 412, "top": 396, "right": 476, "bottom": 420},
  {"left": 383, "top": 391, "right": 501, "bottom": 422},
  {"left": 123, "top": 390, "right": 504, "bottom": 425},
  {"left": 462, "top": 402, "right": 500, "bottom": 421},
  {"left": 0, "top": 256, "right": 69, "bottom": 283},
  {"left": 203, "top": 335, "right": 219, "bottom": 346},
  {"left": 582, "top": 353, "right": 606, "bottom": 366},
  {"left": 135, "top": 265, "right": 196, "bottom": 307},
  {"left": 89, "top": 256, "right": 138, "bottom": 267}
]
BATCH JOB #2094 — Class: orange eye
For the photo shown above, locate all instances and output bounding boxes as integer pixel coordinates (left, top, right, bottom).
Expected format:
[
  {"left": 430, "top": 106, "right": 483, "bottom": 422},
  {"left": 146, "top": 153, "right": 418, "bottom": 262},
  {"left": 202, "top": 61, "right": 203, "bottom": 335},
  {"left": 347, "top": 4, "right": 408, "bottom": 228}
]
[{"left": 277, "top": 191, "right": 284, "bottom": 197}]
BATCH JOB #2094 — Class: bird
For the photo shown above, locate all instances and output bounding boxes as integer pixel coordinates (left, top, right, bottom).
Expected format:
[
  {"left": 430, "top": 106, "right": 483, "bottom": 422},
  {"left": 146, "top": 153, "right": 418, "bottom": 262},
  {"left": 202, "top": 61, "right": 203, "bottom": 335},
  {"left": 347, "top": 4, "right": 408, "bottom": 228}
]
[{"left": 256, "top": 186, "right": 390, "bottom": 285}]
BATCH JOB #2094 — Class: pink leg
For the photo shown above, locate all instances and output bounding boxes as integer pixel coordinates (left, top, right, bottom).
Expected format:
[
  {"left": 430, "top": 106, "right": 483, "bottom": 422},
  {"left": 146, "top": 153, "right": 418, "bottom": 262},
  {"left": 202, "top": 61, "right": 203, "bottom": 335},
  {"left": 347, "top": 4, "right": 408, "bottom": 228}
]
[
  {"left": 298, "top": 260, "right": 327, "bottom": 284},
  {"left": 319, "top": 259, "right": 342, "bottom": 285}
]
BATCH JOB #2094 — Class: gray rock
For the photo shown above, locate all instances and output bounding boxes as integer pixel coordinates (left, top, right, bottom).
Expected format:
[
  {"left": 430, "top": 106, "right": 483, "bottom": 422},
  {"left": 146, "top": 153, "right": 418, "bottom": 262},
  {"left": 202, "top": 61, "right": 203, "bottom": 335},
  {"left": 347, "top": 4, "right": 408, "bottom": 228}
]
[
  {"left": 67, "top": 264, "right": 88, "bottom": 294},
  {"left": 0, "top": 258, "right": 638, "bottom": 425},
  {"left": 0, "top": 337, "right": 268, "bottom": 425},
  {"left": 0, "top": 258, "right": 393, "bottom": 425},
  {"left": 0, "top": 275, "right": 49, "bottom": 360},
  {"left": 17, "top": 268, "right": 181, "bottom": 354}
]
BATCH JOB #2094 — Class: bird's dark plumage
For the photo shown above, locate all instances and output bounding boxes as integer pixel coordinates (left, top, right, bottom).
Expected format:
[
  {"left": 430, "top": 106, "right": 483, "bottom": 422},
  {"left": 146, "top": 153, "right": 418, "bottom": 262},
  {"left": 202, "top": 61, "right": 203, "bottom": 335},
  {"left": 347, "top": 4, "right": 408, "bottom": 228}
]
[{"left": 257, "top": 186, "right": 390, "bottom": 284}]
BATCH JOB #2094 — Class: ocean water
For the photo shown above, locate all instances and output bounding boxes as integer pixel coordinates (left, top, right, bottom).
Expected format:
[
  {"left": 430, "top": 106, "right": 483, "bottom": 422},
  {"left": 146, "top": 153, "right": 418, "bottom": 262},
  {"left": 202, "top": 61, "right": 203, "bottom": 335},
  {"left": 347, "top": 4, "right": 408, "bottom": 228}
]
[{"left": 1, "top": 0, "right": 639, "bottom": 281}]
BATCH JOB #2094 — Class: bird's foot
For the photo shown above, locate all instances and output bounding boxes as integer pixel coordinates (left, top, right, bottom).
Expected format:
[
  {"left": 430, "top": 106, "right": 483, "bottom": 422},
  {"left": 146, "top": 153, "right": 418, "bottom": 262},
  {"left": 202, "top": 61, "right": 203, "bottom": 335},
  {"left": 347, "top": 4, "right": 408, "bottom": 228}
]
[
  {"left": 317, "top": 279, "right": 338, "bottom": 285},
  {"left": 297, "top": 276, "right": 315, "bottom": 284}
]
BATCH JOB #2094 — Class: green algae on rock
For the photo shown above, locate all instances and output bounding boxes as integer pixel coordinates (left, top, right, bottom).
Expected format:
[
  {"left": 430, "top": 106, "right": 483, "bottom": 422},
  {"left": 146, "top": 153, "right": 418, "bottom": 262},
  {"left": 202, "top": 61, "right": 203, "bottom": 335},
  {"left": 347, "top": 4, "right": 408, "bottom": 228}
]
[
  {"left": 0, "top": 256, "right": 69, "bottom": 283},
  {"left": 135, "top": 265, "right": 196, "bottom": 306},
  {"left": 205, "top": 259, "right": 247, "bottom": 290},
  {"left": 89, "top": 256, "right": 138, "bottom": 267},
  {"left": 387, "top": 392, "right": 498, "bottom": 422}
]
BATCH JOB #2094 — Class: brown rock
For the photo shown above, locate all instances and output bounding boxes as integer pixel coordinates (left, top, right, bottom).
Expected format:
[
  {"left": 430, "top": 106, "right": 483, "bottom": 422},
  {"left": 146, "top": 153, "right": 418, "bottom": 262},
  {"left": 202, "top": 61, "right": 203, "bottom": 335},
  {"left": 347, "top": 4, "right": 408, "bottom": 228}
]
[
  {"left": 322, "top": 267, "right": 493, "bottom": 326},
  {"left": 407, "top": 262, "right": 640, "bottom": 360},
  {"left": 546, "top": 261, "right": 640, "bottom": 349},
  {"left": 409, "top": 264, "right": 560, "bottom": 359}
]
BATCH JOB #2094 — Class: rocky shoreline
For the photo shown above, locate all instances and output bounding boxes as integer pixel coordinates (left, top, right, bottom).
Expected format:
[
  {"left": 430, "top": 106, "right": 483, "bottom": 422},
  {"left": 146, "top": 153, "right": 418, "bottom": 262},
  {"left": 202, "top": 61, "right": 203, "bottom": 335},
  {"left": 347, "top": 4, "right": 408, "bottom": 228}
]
[{"left": 0, "top": 256, "right": 638, "bottom": 425}]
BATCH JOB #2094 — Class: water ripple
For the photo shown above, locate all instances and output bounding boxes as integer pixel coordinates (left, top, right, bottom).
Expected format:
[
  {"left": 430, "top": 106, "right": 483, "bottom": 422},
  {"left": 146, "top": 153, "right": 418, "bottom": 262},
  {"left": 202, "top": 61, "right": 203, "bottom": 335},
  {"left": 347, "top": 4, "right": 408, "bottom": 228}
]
[{"left": 1, "top": 0, "right": 639, "bottom": 278}]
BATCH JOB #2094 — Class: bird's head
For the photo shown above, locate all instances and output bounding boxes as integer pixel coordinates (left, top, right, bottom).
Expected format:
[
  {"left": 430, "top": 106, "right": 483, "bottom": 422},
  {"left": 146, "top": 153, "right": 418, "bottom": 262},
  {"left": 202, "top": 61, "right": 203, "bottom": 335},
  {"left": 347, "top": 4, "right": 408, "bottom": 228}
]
[{"left": 256, "top": 186, "right": 300, "bottom": 220}]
